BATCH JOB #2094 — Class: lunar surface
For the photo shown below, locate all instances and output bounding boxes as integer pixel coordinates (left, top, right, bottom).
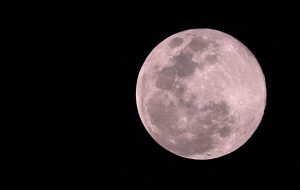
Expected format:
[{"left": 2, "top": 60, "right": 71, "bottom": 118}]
[{"left": 136, "top": 29, "right": 266, "bottom": 160}]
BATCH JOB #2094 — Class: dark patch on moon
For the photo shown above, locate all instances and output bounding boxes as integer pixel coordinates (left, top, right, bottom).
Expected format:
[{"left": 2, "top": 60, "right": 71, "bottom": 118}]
[
  {"left": 205, "top": 54, "right": 218, "bottom": 64},
  {"left": 200, "top": 101, "right": 230, "bottom": 119},
  {"left": 174, "top": 82, "right": 185, "bottom": 97},
  {"left": 172, "top": 51, "right": 198, "bottom": 77},
  {"left": 155, "top": 66, "right": 176, "bottom": 90},
  {"left": 176, "top": 93, "right": 198, "bottom": 115},
  {"left": 217, "top": 115, "right": 236, "bottom": 137},
  {"left": 187, "top": 37, "right": 210, "bottom": 52},
  {"left": 218, "top": 126, "right": 231, "bottom": 137},
  {"left": 147, "top": 96, "right": 178, "bottom": 135},
  {"left": 169, "top": 37, "right": 184, "bottom": 48},
  {"left": 192, "top": 132, "right": 215, "bottom": 154},
  {"left": 184, "top": 96, "right": 198, "bottom": 115}
]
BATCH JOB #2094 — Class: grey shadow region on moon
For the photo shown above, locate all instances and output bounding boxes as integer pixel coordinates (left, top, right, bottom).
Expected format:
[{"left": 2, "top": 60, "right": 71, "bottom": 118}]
[{"left": 136, "top": 28, "right": 266, "bottom": 160}]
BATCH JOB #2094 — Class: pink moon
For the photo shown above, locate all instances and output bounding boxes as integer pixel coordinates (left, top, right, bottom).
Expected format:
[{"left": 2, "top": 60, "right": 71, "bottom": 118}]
[{"left": 136, "top": 28, "right": 266, "bottom": 160}]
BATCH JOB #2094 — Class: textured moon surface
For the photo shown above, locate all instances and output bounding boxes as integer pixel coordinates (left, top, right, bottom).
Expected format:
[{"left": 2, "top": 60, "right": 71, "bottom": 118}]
[{"left": 136, "top": 29, "right": 266, "bottom": 160}]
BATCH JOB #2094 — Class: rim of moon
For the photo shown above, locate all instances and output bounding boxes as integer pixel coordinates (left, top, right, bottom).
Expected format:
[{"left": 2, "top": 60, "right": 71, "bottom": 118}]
[{"left": 136, "top": 28, "right": 266, "bottom": 160}]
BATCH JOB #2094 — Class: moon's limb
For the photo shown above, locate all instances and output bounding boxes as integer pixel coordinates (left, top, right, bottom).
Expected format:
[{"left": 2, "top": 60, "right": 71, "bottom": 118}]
[{"left": 136, "top": 29, "right": 266, "bottom": 160}]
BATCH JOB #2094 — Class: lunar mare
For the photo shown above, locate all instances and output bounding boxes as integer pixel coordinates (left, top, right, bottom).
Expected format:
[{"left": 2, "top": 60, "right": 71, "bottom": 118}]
[{"left": 136, "top": 29, "right": 266, "bottom": 160}]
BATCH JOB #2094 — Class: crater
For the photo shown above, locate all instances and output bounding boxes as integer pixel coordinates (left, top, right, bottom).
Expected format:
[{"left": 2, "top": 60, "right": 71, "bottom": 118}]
[{"left": 169, "top": 37, "right": 184, "bottom": 48}]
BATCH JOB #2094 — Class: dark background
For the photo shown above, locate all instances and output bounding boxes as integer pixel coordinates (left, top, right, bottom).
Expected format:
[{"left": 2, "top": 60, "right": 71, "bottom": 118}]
[{"left": 1, "top": 1, "right": 299, "bottom": 189}]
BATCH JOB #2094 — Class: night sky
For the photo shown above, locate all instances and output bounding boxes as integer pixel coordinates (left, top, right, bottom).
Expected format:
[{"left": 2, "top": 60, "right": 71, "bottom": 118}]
[{"left": 2, "top": 1, "right": 299, "bottom": 189}]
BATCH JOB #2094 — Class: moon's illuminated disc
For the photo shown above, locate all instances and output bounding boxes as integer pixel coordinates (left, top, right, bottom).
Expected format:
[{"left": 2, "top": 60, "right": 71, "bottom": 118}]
[{"left": 136, "top": 28, "right": 266, "bottom": 160}]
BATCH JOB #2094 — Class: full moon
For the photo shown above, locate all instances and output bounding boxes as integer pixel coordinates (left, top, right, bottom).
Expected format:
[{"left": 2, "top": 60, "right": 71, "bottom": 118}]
[{"left": 136, "top": 28, "right": 266, "bottom": 160}]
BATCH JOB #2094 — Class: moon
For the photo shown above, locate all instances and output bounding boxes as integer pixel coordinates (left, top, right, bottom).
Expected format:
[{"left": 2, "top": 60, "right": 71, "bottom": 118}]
[{"left": 136, "top": 28, "right": 266, "bottom": 160}]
